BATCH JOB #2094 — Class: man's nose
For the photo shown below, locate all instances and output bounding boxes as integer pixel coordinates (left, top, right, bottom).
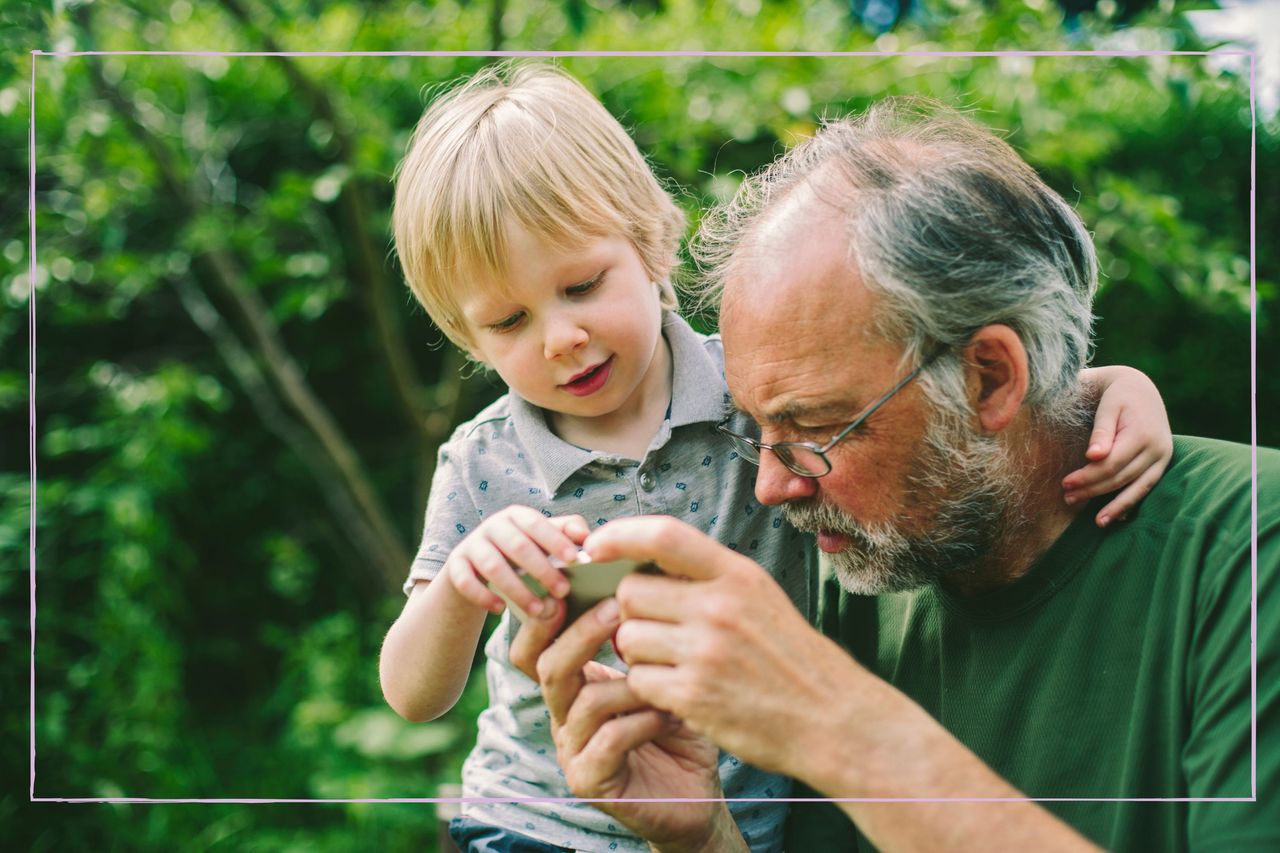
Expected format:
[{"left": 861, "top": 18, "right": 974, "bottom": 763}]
[
  {"left": 754, "top": 449, "right": 818, "bottom": 506},
  {"left": 543, "top": 314, "right": 589, "bottom": 360}
]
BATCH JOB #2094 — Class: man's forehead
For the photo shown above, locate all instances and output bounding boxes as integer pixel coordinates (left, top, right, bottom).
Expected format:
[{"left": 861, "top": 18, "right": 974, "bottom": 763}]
[
  {"left": 725, "top": 226, "right": 832, "bottom": 323},
  {"left": 719, "top": 191, "right": 893, "bottom": 420},
  {"left": 721, "top": 211, "right": 878, "bottom": 348}
]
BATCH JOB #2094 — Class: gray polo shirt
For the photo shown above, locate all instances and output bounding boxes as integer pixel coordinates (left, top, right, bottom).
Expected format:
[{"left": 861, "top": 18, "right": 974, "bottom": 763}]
[{"left": 407, "top": 312, "right": 815, "bottom": 853}]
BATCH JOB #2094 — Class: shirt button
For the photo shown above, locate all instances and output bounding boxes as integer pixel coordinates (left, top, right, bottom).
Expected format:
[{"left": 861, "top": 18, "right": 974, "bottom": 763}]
[{"left": 639, "top": 471, "right": 657, "bottom": 492}]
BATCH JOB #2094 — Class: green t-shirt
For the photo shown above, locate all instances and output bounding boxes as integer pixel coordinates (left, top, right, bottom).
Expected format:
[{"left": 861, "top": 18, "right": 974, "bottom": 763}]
[{"left": 784, "top": 436, "right": 1279, "bottom": 851}]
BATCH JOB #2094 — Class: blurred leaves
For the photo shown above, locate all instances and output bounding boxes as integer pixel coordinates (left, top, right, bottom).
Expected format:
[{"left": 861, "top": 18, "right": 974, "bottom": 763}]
[
  {"left": 333, "top": 709, "right": 461, "bottom": 761},
  {"left": 2, "top": 0, "right": 1273, "bottom": 850}
]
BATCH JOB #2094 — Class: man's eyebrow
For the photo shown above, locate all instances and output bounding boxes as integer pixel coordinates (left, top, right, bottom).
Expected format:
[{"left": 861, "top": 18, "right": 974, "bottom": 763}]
[
  {"left": 762, "top": 403, "right": 830, "bottom": 426},
  {"left": 727, "top": 399, "right": 852, "bottom": 426}
]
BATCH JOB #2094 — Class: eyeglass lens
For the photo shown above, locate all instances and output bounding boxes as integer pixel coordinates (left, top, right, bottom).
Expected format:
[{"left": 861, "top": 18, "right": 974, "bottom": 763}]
[
  {"left": 727, "top": 434, "right": 761, "bottom": 463},
  {"left": 773, "top": 444, "right": 828, "bottom": 477}
]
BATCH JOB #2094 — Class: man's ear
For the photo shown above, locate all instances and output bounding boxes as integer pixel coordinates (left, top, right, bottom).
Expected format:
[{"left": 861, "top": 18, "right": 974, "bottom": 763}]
[{"left": 963, "top": 324, "right": 1029, "bottom": 433}]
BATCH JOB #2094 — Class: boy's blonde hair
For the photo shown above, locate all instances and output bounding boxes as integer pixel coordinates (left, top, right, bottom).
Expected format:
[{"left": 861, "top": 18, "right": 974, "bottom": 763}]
[{"left": 393, "top": 62, "right": 686, "bottom": 350}]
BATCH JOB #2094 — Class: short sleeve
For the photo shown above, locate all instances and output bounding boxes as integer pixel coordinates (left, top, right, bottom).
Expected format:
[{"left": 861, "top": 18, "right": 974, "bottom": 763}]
[
  {"left": 1185, "top": 512, "right": 1280, "bottom": 847},
  {"left": 403, "top": 438, "right": 484, "bottom": 596}
]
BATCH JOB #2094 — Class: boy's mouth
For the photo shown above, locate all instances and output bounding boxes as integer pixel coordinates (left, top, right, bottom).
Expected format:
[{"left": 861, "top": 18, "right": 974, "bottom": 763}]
[{"left": 561, "top": 357, "right": 613, "bottom": 396}]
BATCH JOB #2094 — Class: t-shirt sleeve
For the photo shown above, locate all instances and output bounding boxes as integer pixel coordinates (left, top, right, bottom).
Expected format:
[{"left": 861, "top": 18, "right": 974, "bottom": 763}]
[
  {"left": 1184, "top": 511, "right": 1280, "bottom": 848},
  {"left": 403, "top": 437, "right": 485, "bottom": 596}
]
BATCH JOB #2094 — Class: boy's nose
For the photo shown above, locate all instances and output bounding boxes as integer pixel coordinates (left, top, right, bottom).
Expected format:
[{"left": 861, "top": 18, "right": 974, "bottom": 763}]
[{"left": 544, "top": 317, "right": 589, "bottom": 360}]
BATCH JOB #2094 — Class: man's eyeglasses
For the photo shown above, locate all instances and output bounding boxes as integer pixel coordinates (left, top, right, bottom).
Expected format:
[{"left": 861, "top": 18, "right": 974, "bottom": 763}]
[{"left": 716, "top": 348, "right": 944, "bottom": 478}]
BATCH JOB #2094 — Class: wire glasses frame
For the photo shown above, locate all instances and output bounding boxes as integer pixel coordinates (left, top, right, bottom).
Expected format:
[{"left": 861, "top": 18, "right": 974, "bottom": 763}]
[{"left": 716, "top": 347, "right": 945, "bottom": 478}]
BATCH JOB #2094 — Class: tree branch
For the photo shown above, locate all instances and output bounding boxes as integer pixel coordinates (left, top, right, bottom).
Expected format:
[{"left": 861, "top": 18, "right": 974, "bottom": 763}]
[
  {"left": 215, "top": 0, "right": 437, "bottom": 452},
  {"left": 170, "top": 276, "right": 398, "bottom": 592},
  {"left": 81, "top": 41, "right": 411, "bottom": 588}
]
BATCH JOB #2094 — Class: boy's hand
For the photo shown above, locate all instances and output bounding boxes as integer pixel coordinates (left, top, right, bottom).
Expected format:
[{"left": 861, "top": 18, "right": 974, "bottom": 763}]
[
  {"left": 443, "top": 507, "right": 589, "bottom": 616},
  {"left": 1063, "top": 366, "right": 1173, "bottom": 527}
]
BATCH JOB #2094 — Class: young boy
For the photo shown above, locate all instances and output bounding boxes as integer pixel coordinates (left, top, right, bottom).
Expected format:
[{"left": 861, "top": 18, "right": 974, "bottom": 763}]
[{"left": 379, "top": 62, "right": 1171, "bottom": 853}]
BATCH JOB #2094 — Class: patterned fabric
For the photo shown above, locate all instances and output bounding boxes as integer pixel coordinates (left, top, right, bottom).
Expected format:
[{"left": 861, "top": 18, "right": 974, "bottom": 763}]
[
  {"left": 406, "top": 312, "right": 816, "bottom": 853},
  {"left": 449, "top": 816, "right": 571, "bottom": 853}
]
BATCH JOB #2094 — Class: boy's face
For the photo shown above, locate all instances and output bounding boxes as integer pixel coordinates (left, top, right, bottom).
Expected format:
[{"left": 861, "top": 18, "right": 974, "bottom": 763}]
[{"left": 459, "top": 226, "right": 668, "bottom": 432}]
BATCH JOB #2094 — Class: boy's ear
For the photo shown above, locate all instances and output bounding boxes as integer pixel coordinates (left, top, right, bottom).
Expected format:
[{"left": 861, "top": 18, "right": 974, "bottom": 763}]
[{"left": 963, "top": 324, "right": 1029, "bottom": 434}]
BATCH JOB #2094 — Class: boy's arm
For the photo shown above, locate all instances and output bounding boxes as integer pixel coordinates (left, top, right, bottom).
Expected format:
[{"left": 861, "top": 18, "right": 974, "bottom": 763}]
[
  {"left": 380, "top": 505, "right": 589, "bottom": 722},
  {"left": 1065, "top": 365, "right": 1173, "bottom": 527},
  {"left": 379, "top": 441, "right": 491, "bottom": 722},
  {"left": 379, "top": 575, "right": 490, "bottom": 722}
]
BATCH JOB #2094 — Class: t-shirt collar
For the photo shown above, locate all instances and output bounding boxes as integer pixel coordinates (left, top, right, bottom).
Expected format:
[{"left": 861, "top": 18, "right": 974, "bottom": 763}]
[{"left": 932, "top": 501, "right": 1106, "bottom": 622}]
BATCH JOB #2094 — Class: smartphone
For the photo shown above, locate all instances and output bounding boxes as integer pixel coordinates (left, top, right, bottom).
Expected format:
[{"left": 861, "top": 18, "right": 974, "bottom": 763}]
[{"left": 490, "top": 554, "right": 661, "bottom": 625}]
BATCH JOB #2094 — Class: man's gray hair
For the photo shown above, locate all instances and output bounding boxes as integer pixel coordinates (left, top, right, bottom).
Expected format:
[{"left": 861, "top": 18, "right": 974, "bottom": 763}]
[{"left": 693, "top": 97, "right": 1099, "bottom": 428}]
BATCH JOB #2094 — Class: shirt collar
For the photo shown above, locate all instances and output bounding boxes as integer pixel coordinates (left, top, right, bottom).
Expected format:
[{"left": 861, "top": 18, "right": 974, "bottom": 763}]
[
  {"left": 663, "top": 310, "right": 732, "bottom": 428},
  {"left": 509, "top": 311, "right": 729, "bottom": 496}
]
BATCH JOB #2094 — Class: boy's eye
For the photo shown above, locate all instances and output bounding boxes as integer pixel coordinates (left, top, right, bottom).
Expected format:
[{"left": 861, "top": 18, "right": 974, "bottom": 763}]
[
  {"left": 488, "top": 311, "right": 525, "bottom": 333},
  {"left": 566, "top": 272, "right": 604, "bottom": 297}
]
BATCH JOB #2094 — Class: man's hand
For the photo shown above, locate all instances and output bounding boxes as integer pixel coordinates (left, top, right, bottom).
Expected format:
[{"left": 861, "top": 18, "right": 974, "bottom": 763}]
[
  {"left": 510, "top": 597, "right": 745, "bottom": 853},
  {"left": 588, "top": 517, "right": 1101, "bottom": 853},
  {"left": 585, "top": 516, "right": 858, "bottom": 781}
]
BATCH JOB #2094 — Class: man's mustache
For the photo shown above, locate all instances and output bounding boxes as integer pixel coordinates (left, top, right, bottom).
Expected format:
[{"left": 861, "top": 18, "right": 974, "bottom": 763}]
[{"left": 782, "top": 500, "right": 863, "bottom": 538}]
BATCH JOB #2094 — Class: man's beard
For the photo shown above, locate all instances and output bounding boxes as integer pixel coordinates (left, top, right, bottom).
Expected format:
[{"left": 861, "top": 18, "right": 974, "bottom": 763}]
[{"left": 783, "top": 408, "right": 1022, "bottom": 595}]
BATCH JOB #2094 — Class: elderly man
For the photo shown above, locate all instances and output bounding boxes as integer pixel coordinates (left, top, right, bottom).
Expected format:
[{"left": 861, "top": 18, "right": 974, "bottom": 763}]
[{"left": 511, "top": 98, "right": 1278, "bottom": 851}]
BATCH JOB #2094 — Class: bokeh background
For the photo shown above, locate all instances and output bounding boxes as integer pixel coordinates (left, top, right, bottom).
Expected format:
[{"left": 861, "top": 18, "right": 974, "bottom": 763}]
[{"left": 3, "top": 0, "right": 1275, "bottom": 849}]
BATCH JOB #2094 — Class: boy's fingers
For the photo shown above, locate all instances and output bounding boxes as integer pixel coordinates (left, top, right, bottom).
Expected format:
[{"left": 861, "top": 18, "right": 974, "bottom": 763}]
[
  {"left": 549, "top": 514, "right": 591, "bottom": 545},
  {"left": 509, "top": 512, "right": 581, "bottom": 564},
  {"left": 489, "top": 517, "right": 563, "bottom": 583},
  {"left": 1086, "top": 402, "right": 1120, "bottom": 460},
  {"left": 1063, "top": 459, "right": 1117, "bottom": 493},
  {"left": 1065, "top": 437, "right": 1158, "bottom": 494},
  {"left": 505, "top": 515, "right": 577, "bottom": 597},
  {"left": 1067, "top": 427, "right": 1145, "bottom": 490},
  {"left": 469, "top": 539, "right": 546, "bottom": 616},
  {"left": 509, "top": 597, "right": 566, "bottom": 680},
  {"left": 481, "top": 518, "right": 568, "bottom": 602},
  {"left": 1095, "top": 463, "right": 1165, "bottom": 527},
  {"left": 1068, "top": 453, "right": 1150, "bottom": 502},
  {"left": 446, "top": 558, "right": 505, "bottom": 613},
  {"left": 1062, "top": 463, "right": 1093, "bottom": 492}
]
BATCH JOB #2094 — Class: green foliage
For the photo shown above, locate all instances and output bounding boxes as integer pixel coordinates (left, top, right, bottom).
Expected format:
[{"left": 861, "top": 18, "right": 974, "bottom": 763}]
[{"left": 2, "top": 0, "right": 1271, "bottom": 848}]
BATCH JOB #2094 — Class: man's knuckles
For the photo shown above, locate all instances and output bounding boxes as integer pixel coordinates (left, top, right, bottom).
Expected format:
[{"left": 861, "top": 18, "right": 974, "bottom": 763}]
[
  {"left": 696, "top": 588, "right": 749, "bottom": 631},
  {"left": 535, "top": 648, "right": 571, "bottom": 694}
]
